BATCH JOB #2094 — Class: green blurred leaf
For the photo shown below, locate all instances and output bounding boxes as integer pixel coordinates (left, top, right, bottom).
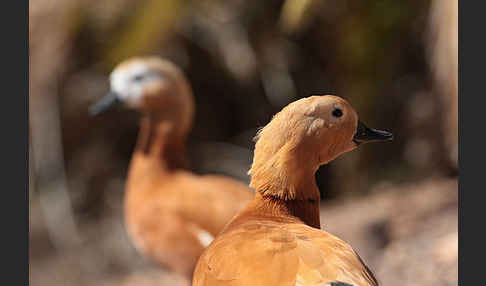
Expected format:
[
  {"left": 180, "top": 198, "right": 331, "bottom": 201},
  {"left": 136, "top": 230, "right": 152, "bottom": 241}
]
[{"left": 105, "top": 0, "right": 185, "bottom": 67}]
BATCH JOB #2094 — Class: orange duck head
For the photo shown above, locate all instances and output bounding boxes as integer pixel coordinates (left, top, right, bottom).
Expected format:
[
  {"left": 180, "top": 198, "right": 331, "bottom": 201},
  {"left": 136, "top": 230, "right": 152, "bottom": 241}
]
[{"left": 249, "top": 95, "right": 392, "bottom": 201}]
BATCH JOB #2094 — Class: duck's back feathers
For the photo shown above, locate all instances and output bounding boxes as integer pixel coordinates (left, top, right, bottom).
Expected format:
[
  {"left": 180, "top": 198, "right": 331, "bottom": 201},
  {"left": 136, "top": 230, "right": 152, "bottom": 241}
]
[{"left": 193, "top": 220, "right": 378, "bottom": 286}]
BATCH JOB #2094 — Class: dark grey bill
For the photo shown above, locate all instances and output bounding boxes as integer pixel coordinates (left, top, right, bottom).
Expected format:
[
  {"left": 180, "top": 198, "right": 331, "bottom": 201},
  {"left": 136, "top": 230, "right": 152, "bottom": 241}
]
[
  {"left": 353, "top": 120, "right": 393, "bottom": 145},
  {"left": 89, "top": 91, "right": 122, "bottom": 116}
]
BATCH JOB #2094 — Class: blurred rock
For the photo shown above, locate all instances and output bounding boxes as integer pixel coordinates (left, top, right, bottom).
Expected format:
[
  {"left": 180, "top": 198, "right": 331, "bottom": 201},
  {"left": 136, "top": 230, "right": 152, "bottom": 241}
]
[{"left": 320, "top": 178, "right": 457, "bottom": 285}]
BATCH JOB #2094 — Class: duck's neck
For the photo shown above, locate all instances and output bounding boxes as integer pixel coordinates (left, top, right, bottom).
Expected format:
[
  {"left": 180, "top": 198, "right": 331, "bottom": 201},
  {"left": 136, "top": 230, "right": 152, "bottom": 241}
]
[
  {"left": 134, "top": 113, "right": 189, "bottom": 170},
  {"left": 249, "top": 158, "right": 321, "bottom": 228},
  {"left": 251, "top": 191, "right": 321, "bottom": 228}
]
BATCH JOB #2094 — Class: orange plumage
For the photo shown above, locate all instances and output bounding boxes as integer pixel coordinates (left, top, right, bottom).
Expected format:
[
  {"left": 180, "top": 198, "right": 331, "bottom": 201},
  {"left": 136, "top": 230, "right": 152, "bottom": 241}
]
[
  {"left": 91, "top": 57, "right": 253, "bottom": 279},
  {"left": 193, "top": 95, "right": 392, "bottom": 286}
]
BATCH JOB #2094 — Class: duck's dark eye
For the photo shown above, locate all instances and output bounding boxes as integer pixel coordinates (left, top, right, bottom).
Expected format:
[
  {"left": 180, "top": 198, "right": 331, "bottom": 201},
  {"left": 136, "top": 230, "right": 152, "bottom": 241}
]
[
  {"left": 133, "top": 75, "right": 144, "bottom": 81},
  {"left": 332, "top": 108, "right": 343, "bottom": 118}
]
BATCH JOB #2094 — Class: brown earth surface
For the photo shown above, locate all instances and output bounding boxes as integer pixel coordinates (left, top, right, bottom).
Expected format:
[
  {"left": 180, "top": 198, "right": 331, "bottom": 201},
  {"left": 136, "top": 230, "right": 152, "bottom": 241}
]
[{"left": 30, "top": 177, "right": 457, "bottom": 286}]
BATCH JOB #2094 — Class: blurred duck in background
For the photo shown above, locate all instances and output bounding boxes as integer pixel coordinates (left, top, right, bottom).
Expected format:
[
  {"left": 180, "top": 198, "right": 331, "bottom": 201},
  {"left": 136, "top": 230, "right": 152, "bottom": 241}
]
[
  {"left": 193, "top": 95, "right": 392, "bottom": 286},
  {"left": 90, "top": 57, "right": 253, "bottom": 279}
]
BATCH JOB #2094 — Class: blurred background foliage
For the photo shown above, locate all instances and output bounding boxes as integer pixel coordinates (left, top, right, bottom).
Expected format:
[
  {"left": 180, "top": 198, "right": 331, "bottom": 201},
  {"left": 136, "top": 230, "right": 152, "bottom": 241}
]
[{"left": 29, "top": 0, "right": 457, "bottom": 285}]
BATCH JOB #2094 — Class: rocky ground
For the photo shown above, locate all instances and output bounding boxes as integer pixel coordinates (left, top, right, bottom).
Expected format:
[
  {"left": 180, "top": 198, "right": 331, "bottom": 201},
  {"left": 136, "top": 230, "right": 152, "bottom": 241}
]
[{"left": 30, "top": 177, "right": 457, "bottom": 286}]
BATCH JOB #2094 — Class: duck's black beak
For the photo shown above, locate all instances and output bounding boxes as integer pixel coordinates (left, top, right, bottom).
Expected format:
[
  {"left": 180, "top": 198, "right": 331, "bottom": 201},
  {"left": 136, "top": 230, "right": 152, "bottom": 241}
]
[
  {"left": 89, "top": 91, "right": 122, "bottom": 116},
  {"left": 353, "top": 120, "right": 393, "bottom": 145}
]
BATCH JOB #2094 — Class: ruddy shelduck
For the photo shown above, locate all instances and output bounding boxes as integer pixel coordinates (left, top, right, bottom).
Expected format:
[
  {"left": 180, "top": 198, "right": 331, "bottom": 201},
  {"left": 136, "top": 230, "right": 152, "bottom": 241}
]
[
  {"left": 193, "top": 95, "right": 392, "bottom": 286},
  {"left": 90, "top": 57, "right": 253, "bottom": 278}
]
